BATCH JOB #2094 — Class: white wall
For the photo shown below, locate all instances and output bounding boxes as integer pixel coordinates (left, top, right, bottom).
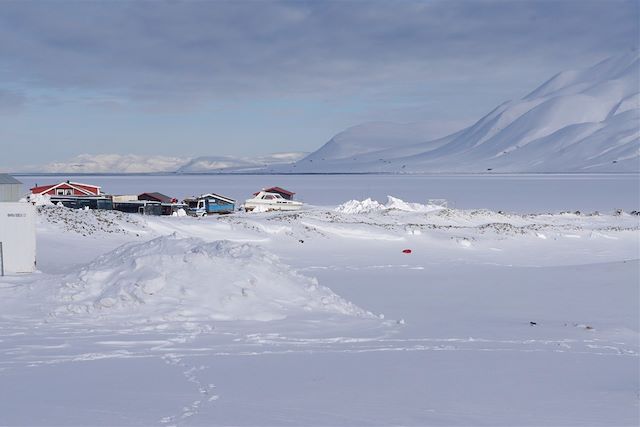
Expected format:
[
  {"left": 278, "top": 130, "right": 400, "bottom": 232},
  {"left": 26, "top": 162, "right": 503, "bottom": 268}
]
[
  {"left": 112, "top": 195, "right": 139, "bottom": 202},
  {"left": 0, "top": 203, "right": 36, "bottom": 274},
  {"left": 0, "top": 183, "right": 23, "bottom": 202}
]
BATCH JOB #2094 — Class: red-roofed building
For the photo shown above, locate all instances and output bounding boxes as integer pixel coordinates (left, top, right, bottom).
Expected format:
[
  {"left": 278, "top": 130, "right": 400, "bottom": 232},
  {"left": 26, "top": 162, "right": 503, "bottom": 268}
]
[
  {"left": 30, "top": 181, "right": 101, "bottom": 197},
  {"left": 253, "top": 186, "right": 295, "bottom": 200}
]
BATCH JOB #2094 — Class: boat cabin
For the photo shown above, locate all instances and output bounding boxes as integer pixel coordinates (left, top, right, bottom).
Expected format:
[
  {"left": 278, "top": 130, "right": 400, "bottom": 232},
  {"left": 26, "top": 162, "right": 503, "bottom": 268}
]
[{"left": 253, "top": 186, "right": 295, "bottom": 200}]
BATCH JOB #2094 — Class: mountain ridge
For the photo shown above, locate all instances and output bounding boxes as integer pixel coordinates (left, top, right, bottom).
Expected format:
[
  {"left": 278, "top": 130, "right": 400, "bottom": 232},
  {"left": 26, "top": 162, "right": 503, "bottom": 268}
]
[{"left": 276, "top": 53, "right": 640, "bottom": 173}]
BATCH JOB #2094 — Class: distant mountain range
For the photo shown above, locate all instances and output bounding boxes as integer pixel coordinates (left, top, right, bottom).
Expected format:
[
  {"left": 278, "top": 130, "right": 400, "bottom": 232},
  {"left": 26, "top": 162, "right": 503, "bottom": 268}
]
[
  {"left": 13, "top": 54, "right": 639, "bottom": 174},
  {"left": 176, "top": 152, "right": 307, "bottom": 173},
  {"left": 16, "top": 152, "right": 308, "bottom": 174},
  {"left": 273, "top": 53, "right": 639, "bottom": 173}
]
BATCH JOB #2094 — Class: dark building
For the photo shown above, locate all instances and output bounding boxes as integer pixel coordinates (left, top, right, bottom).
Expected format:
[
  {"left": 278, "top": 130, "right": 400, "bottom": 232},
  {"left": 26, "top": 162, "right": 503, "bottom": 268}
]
[{"left": 138, "top": 192, "right": 176, "bottom": 204}]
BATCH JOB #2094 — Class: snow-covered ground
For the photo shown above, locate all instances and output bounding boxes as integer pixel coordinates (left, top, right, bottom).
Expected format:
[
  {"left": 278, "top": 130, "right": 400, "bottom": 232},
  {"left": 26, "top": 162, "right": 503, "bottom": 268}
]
[{"left": 1, "top": 178, "right": 638, "bottom": 426}]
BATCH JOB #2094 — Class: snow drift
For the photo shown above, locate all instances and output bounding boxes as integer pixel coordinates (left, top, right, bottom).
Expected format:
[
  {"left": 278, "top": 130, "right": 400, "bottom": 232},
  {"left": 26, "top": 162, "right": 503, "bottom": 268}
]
[
  {"left": 27, "top": 193, "right": 54, "bottom": 206},
  {"left": 54, "top": 235, "right": 369, "bottom": 322},
  {"left": 277, "top": 53, "right": 640, "bottom": 173}
]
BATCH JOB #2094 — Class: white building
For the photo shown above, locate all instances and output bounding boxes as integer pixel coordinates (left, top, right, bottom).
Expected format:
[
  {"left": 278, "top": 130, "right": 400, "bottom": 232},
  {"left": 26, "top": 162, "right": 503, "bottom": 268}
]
[
  {"left": 0, "top": 175, "right": 36, "bottom": 274},
  {"left": 0, "top": 174, "right": 23, "bottom": 202}
]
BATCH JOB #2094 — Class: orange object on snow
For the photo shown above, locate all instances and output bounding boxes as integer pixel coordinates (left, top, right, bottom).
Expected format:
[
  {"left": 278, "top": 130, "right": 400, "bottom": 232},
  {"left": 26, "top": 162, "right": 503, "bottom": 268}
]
[{"left": 402, "top": 249, "right": 412, "bottom": 254}]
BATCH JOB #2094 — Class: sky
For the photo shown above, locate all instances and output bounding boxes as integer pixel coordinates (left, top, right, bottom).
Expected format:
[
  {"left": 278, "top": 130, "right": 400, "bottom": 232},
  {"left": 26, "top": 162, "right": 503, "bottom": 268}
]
[{"left": 0, "top": 0, "right": 638, "bottom": 169}]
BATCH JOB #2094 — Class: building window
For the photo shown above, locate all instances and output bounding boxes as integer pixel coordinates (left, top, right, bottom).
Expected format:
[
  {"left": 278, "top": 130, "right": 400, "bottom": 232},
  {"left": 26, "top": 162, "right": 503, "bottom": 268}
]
[{"left": 55, "top": 189, "right": 73, "bottom": 196}]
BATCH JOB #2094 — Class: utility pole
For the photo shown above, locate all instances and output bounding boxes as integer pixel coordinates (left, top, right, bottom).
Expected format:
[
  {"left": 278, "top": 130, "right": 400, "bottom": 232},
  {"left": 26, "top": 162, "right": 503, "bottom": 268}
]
[{"left": 0, "top": 241, "right": 4, "bottom": 277}]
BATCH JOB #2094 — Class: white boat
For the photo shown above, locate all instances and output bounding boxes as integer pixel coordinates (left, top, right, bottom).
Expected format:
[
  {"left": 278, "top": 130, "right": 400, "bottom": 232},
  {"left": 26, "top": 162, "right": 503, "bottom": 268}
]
[{"left": 244, "top": 191, "right": 303, "bottom": 212}]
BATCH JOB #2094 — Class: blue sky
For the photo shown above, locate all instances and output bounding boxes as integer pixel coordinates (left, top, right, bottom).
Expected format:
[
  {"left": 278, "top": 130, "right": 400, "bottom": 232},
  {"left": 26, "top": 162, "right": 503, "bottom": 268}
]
[{"left": 0, "top": 0, "right": 638, "bottom": 168}]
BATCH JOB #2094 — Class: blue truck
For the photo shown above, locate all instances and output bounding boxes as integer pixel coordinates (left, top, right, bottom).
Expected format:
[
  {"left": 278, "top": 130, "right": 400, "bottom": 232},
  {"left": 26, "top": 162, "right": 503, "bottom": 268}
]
[{"left": 185, "top": 193, "right": 235, "bottom": 216}]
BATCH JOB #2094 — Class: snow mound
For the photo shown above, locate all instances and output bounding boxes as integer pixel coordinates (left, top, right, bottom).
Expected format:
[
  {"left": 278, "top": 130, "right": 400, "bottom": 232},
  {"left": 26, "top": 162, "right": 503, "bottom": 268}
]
[
  {"left": 37, "top": 206, "right": 143, "bottom": 236},
  {"left": 335, "top": 198, "right": 385, "bottom": 214},
  {"left": 28, "top": 193, "right": 54, "bottom": 206},
  {"left": 335, "top": 196, "right": 445, "bottom": 214},
  {"left": 385, "top": 196, "right": 445, "bottom": 213},
  {"left": 54, "top": 235, "right": 369, "bottom": 322}
]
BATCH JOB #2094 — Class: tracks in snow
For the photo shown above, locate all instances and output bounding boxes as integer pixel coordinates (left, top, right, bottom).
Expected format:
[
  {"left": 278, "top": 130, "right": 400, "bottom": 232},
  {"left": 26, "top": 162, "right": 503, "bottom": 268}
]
[
  {"left": 0, "top": 323, "right": 637, "bottom": 426},
  {"left": 160, "top": 353, "right": 219, "bottom": 426}
]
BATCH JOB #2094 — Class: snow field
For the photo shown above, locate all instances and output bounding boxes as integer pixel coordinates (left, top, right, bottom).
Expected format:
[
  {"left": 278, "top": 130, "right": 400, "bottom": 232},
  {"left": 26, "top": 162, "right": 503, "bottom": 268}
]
[{"left": 0, "top": 193, "right": 638, "bottom": 426}]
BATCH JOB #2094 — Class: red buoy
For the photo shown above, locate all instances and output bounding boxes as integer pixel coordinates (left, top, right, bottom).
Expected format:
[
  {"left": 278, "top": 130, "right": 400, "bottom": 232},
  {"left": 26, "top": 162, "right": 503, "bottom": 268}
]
[{"left": 402, "top": 249, "right": 412, "bottom": 254}]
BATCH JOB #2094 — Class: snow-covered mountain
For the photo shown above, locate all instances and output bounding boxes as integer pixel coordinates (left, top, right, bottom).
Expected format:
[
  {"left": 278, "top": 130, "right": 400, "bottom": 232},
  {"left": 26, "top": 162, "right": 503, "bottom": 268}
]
[
  {"left": 177, "top": 152, "right": 306, "bottom": 173},
  {"left": 303, "top": 121, "right": 464, "bottom": 163},
  {"left": 16, "top": 152, "right": 307, "bottom": 174},
  {"left": 36, "top": 154, "right": 189, "bottom": 174},
  {"left": 279, "top": 53, "right": 640, "bottom": 173}
]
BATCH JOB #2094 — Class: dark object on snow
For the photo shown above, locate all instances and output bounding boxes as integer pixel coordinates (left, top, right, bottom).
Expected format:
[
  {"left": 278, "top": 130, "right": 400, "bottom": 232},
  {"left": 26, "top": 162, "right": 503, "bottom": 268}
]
[
  {"left": 402, "top": 249, "right": 412, "bottom": 254},
  {"left": 529, "top": 321, "right": 537, "bottom": 326},
  {"left": 614, "top": 209, "right": 624, "bottom": 216},
  {"left": 630, "top": 210, "right": 640, "bottom": 216},
  {"left": 498, "top": 210, "right": 505, "bottom": 215},
  {"left": 299, "top": 239, "right": 304, "bottom": 244}
]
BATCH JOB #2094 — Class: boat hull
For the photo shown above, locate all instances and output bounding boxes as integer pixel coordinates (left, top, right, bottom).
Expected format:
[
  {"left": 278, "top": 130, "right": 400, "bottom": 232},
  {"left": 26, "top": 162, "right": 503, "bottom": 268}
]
[{"left": 244, "top": 200, "right": 303, "bottom": 212}]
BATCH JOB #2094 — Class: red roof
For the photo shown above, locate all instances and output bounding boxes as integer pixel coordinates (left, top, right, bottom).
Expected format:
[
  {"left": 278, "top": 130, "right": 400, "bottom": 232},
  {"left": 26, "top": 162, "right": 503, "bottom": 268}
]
[
  {"left": 30, "top": 181, "right": 101, "bottom": 195},
  {"left": 253, "top": 186, "right": 295, "bottom": 196},
  {"left": 30, "top": 184, "right": 57, "bottom": 194}
]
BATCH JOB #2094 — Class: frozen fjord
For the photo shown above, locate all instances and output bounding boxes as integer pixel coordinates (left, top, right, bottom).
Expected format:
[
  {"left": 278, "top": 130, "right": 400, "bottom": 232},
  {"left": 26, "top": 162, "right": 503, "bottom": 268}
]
[{"left": 16, "top": 172, "right": 640, "bottom": 213}]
